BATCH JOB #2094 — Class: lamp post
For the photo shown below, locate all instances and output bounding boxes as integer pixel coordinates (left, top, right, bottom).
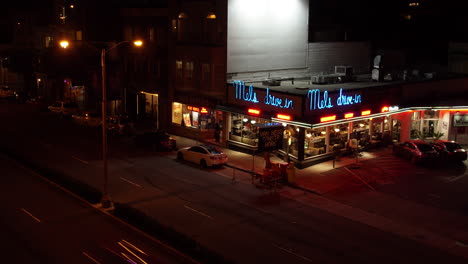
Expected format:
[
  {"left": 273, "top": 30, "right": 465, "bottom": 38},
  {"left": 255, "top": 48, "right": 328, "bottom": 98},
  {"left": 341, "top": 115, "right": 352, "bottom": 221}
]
[{"left": 60, "top": 39, "right": 143, "bottom": 208}]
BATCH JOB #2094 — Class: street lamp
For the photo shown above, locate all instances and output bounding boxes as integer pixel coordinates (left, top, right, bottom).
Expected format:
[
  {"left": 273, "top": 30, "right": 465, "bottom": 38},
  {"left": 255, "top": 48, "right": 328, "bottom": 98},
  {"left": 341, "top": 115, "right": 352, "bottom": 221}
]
[{"left": 59, "top": 39, "right": 143, "bottom": 208}]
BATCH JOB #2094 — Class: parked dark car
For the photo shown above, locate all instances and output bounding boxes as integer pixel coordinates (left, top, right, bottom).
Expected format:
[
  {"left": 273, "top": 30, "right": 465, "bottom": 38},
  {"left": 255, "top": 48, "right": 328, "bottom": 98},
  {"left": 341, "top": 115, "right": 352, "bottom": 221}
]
[
  {"left": 393, "top": 140, "right": 439, "bottom": 164},
  {"left": 134, "top": 130, "right": 177, "bottom": 151},
  {"left": 431, "top": 140, "right": 467, "bottom": 162}
]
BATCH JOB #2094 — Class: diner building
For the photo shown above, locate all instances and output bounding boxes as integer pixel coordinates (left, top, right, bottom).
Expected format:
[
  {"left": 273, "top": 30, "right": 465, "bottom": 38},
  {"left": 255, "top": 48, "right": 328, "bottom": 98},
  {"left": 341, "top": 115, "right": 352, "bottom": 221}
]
[{"left": 218, "top": 77, "right": 468, "bottom": 168}]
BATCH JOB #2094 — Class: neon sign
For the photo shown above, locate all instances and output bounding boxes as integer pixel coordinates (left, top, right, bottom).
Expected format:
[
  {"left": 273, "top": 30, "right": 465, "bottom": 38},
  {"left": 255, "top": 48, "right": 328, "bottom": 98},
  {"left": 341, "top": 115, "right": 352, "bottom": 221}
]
[
  {"left": 200, "top": 107, "right": 208, "bottom": 114},
  {"left": 344, "top": 113, "right": 354, "bottom": 119},
  {"left": 248, "top": 108, "right": 261, "bottom": 115},
  {"left": 233, "top": 80, "right": 294, "bottom": 109},
  {"left": 381, "top": 106, "right": 389, "bottom": 113},
  {"left": 234, "top": 80, "right": 259, "bottom": 103},
  {"left": 307, "top": 88, "right": 361, "bottom": 111},
  {"left": 320, "top": 115, "right": 336, "bottom": 122},
  {"left": 361, "top": 110, "right": 371, "bottom": 116},
  {"left": 277, "top": 114, "right": 292, "bottom": 121}
]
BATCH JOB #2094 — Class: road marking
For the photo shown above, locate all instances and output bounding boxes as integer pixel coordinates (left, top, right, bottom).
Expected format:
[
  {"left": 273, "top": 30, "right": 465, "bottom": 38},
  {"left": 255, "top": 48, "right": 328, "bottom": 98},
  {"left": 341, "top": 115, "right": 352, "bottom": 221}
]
[
  {"left": 447, "top": 175, "right": 465, "bottom": 182},
  {"left": 455, "top": 241, "right": 468, "bottom": 248},
  {"left": 272, "top": 243, "right": 313, "bottom": 262},
  {"left": 82, "top": 251, "right": 102, "bottom": 264},
  {"left": 20, "top": 208, "right": 41, "bottom": 223},
  {"left": 184, "top": 205, "right": 213, "bottom": 220},
  {"left": 120, "top": 177, "right": 142, "bottom": 188},
  {"left": 72, "top": 155, "right": 89, "bottom": 164}
]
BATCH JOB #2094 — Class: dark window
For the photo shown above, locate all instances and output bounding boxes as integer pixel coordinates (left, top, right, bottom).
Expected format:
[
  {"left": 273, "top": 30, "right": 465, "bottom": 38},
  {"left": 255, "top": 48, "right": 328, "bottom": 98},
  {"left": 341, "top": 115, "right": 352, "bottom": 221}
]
[
  {"left": 415, "top": 143, "right": 433, "bottom": 152},
  {"left": 443, "top": 142, "right": 462, "bottom": 151}
]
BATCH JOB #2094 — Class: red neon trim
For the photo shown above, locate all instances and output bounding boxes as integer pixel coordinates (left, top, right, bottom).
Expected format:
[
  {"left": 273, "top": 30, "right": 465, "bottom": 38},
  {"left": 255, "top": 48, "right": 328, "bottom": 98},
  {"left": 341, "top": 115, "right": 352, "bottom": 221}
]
[
  {"left": 200, "top": 107, "right": 208, "bottom": 113},
  {"left": 248, "top": 109, "right": 261, "bottom": 115},
  {"left": 381, "top": 106, "right": 389, "bottom": 113},
  {"left": 277, "top": 114, "right": 291, "bottom": 121},
  {"left": 448, "top": 109, "right": 468, "bottom": 112},
  {"left": 320, "top": 115, "right": 336, "bottom": 122},
  {"left": 344, "top": 113, "right": 354, "bottom": 119},
  {"left": 192, "top": 107, "right": 200, "bottom": 112},
  {"left": 361, "top": 110, "right": 371, "bottom": 116},
  {"left": 187, "top": 106, "right": 193, "bottom": 111}
]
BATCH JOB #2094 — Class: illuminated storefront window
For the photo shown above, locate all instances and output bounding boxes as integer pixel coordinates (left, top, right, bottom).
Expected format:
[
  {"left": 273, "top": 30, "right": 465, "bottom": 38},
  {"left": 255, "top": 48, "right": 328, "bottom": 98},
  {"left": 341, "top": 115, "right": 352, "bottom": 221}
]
[
  {"left": 304, "top": 127, "right": 326, "bottom": 157},
  {"left": 282, "top": 125, "right": 300, "bottom": 157},
  {"left": 330, "top": 123, "right": 349, "bottom": 151},
  {"left": 229, "top": 113, "right": 269, "bottom": 146},
  {"left": 172, "top": 102, "right": 217, "bottom": 129},
  {"left": 352, "top": 119, "right": 370, "bottom": 147}
]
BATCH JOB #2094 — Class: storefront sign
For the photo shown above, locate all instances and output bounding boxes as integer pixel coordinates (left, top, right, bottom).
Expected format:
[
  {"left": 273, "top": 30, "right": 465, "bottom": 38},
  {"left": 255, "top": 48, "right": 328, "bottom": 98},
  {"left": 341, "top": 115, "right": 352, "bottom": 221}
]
[
  {"left": 454, "top": 113, "right": 468, "bottom": 127},
  {"left": 228, "top": 81, "right": 302, "bottom": 117},
  {"left": 306, "top": 88, "right": 362, "bottom": 111},
  {"left": 256, "top": 123, "right": 284, "bottom": 152},
  {"left": 233, "top": 80, "right": 295, "bottom": 109}
]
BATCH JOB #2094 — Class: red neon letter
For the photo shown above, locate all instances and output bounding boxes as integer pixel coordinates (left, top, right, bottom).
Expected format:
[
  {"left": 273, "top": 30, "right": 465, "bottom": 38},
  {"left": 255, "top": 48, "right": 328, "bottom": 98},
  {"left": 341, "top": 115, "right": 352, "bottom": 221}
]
[
  {"left": 361, "top": 110, "right": 371, "bottom": 116},
  {"left": 320, "top": 115, "right": 336, "bottom": 122},
  {"left": 381, "top": 106, "right": 389, "bottom": 113},
  {"left": 344, "top": 113, "right": 354, "bottom": 119},
  {"left": 248, "top": 109, "right": 260, "bottom": 115},
  {"left": 277, "top": 114, "right": 291, "bottom": 121}
]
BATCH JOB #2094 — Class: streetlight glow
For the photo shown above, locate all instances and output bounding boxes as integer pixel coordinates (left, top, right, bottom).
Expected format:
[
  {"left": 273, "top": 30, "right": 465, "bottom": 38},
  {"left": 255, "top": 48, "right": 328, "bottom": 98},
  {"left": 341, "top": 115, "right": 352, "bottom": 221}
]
[
  {"left": 59, "top": 40, "right": 69, "bottom": 49},
  {"left": 133, "top": 40, "right": 143, "bottom": 47}
]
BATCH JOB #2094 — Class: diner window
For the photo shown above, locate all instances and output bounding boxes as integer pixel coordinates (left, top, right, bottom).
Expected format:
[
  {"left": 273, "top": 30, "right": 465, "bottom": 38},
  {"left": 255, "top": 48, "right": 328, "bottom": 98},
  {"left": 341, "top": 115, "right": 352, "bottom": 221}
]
[
  {"left": 353, "top": 120, "right": 370, "bottom": 147},
  {"left": 330, "top": 123, "right": 349, "bottom": 151},
  {"left": 305, "top": 127, "right": 326, "bottom": 157},
  {"left": 422, "top": 110, "right": 440, "bottom": 138},
  {"left": 282, "top": 125, "right": 300, "bottom": 157},
  {"left": 410, "top": 111, "right": 422, "bottom": 139},
  {"left": 230, "top": 113, "right": 268, "bottom": 146}
]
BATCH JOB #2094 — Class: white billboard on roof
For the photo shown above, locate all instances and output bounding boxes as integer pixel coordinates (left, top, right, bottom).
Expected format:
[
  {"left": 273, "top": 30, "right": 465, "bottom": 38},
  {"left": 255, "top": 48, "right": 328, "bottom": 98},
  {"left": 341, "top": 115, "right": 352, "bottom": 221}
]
[{"left": 227, "top": 0, "right": 309, "bottom": 73}]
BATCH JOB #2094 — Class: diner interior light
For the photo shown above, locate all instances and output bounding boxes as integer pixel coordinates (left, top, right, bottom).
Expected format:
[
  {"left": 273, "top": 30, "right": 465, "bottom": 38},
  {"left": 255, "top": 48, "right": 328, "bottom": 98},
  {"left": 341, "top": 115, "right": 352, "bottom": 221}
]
[
  {"left": 296, "top": 128, "right": 300, "bottom": 132},
  {"left": 320, "top": 115, "right": 337, "bottom": 122},
  {"left": 334, "top": 128, "right": 340, "bottom": 132},
  {"left": 361, "top": 110, "right": 371, "bottom": 116},
  {"left": 277, "top": 114, "right": 292, "bottom": 121},
  {"left": 248, "top": 108, "right": 261, "bottom": 115},
  {"left": 243, "top": 118, "right": 248, "bottom": 122},
  {"left": 250, "top": 120, "right": 256, "bottom": 124},
  {"left": 306, "top": 133, "right": 312, "bottom": 138},
  {"left": 321, "top": 131, "right": 326, "bottom": 135},
  {"left": 359, "top": 123, "right": 365, "bottom": 127},
  {"left": 282, "top": 123, "right": 287, "bottom": 127}
]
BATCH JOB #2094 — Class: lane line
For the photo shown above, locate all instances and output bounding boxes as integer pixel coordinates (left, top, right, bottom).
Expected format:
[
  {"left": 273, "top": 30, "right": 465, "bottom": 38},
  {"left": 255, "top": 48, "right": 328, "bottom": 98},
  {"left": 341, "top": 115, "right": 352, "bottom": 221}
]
[
  {"left": 184, "top": 205, "right": 213, "bottom": 220},
  {"left": 82, "top": 251, "right": 102, "bottom": 264},
  {"left": 272, "top": 243, "right": 313, "bottom": 263},
  {"left": 120, "top": 177, "right": 142, "bottom": 188},
  {"left": 72, "top": 155, "right": 89, "bottom": 164},
  {"left": 20, "top": 208, "right": 41, "bottom": 223}
]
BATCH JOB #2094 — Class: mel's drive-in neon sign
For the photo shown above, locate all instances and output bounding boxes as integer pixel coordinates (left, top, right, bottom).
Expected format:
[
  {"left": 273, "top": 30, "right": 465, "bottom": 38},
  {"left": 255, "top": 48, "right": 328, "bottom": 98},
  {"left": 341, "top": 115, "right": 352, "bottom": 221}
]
[
  {"left": 233, "top": 80, "right": 294, "bottom": 109},
  {"left": 307, "top": 89, "right": 362, "bottom": 111}
]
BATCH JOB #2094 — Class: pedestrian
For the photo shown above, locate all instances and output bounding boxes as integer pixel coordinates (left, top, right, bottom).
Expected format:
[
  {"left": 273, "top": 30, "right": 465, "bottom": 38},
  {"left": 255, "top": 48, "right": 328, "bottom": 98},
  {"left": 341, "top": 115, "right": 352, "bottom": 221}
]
[{"left": 214, "top": 122, "right": 221, "bottom": 142}]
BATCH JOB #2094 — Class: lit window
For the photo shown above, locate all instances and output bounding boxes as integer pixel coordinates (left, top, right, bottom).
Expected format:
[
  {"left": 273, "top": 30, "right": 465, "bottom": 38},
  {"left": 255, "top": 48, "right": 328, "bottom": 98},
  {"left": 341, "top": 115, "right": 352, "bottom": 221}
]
[
  {"left": 185, "top": 61, "right": 194, "bottom": 80},
  {"left": 176, "top": 61, "right": 183, "bottom": 79},
  {"left": 206, "top": 12, "right": 216, "bottom": 19},
  {"left": 202, "top": 63, "right": 211, "bottom": 81}
]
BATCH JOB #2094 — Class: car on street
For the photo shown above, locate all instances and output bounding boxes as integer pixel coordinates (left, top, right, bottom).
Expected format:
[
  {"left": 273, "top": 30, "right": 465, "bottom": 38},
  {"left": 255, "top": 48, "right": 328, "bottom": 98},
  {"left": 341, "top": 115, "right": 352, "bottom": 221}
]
[
  {"left": 393, "top": 140, "right": 439, "bottom": 164},
  {"left": 431, "top": 140, "right": 467, "bottom": 162},
  {"left": 48, "top": 101, "right": 80, "bottom": 117},
  {"left": 0, "top": 86, "right": 15, "bottom": 100},
  {"left": 134, "top": 130, "right": 177, "bottom": 151},
  {"left": 72, "top": 111, "right": 102, "bottom": 127},
  {"left": 177, "top": 144, "right": 228, "bottom": 168},
  {"left": 108, "top": 114, "right": 135, "bottom": 136}
]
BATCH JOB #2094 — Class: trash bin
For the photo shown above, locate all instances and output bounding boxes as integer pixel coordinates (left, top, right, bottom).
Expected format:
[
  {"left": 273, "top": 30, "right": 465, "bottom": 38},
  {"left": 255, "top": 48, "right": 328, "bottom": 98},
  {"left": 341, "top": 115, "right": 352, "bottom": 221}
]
[{"left": 286, "top": 162, "right": 296, "bottom": 184}]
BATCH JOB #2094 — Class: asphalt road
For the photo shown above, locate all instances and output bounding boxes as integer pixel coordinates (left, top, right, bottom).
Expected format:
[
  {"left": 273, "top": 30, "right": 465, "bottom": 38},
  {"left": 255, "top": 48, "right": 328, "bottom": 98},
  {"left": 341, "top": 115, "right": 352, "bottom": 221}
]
[
  {"left": 0, "top": 152, "right": 197, "bottom": 264},
  {"left": 1, "top": 101, "right": 468, "bottom": 263}
]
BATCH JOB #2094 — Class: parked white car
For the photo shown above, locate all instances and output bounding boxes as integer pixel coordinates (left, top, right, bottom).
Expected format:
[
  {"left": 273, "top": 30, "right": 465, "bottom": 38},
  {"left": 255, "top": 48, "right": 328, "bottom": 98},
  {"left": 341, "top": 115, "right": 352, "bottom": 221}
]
[
  {"left": 72, "top": 111, "right": 102, "bottom": 127},
  {"left": 177, "top": 144, "right": 228, "bottom": 168},
  {"left": 48, "top": 101, "right": 80, "bottom": 117}
]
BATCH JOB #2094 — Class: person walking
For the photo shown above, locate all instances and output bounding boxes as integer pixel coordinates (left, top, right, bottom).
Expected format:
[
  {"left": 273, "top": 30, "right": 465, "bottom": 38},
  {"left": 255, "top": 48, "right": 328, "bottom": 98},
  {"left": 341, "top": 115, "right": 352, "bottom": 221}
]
[{"left": 214, "top": 122, "right": 221, "bottom": 142}]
